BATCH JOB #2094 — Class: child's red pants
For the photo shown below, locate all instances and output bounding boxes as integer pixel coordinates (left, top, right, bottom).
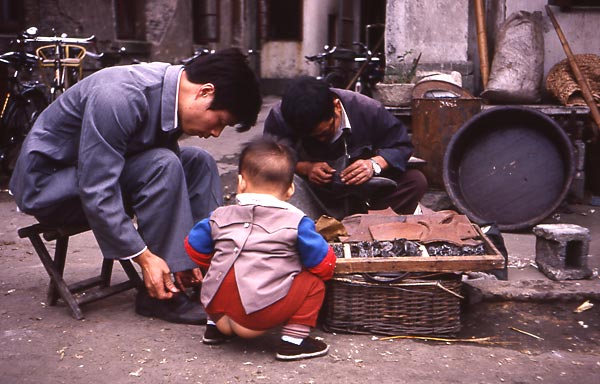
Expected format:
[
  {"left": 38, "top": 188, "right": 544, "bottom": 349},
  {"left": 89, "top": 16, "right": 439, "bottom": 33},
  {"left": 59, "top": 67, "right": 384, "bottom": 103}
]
[{"left": 205, "top": 268, "right": 325, "bottom": 330}]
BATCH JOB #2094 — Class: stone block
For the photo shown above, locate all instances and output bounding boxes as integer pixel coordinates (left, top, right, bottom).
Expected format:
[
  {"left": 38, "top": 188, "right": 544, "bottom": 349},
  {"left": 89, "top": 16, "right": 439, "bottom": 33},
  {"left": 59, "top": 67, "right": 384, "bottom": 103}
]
[{"left": 533, "top": 224, "right": 592, "bottom": 280}]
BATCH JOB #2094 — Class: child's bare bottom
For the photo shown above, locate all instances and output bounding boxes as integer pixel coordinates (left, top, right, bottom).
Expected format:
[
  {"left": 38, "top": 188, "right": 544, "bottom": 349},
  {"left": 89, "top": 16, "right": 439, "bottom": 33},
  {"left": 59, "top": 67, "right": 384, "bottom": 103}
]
[
  {"left": 212, "top": 314, "right": 265, "bottom": 338},
  {"left": 206, "top": 269, "right": 326, "bottom": 336}
]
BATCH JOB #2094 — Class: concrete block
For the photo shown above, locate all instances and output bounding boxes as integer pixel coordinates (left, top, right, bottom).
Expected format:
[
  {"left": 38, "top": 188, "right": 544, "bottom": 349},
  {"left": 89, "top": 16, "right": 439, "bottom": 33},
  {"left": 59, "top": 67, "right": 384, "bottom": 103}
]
[{"left": 533, "top": 224, "right": 592, "bottom": 281}]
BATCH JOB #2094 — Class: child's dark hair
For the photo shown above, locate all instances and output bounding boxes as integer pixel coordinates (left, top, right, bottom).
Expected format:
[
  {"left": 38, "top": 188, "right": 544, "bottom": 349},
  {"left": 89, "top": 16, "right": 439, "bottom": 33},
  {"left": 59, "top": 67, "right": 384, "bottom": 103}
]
[
  {"left": 184, "top": 48, "right": 262, "bottom": 130},
  {"left": 281, "top": 75, "right": 335, "bottom": 137},
  {"left": 239, "top": 136, "right": 296, "bottom": 193}
]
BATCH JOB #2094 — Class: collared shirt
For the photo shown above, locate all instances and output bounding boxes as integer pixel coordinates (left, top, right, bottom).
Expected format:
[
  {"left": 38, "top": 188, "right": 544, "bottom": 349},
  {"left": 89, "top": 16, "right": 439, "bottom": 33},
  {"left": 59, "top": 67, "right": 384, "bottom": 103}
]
[
  {"left": 173, "top": 68, "right": 184, "bottom": 128},
  {"left": 236, "top": 193, "right": 304, "bottom": 215},
  {"left": 330, "top": 101, "right": 351, "bottom": 143}
]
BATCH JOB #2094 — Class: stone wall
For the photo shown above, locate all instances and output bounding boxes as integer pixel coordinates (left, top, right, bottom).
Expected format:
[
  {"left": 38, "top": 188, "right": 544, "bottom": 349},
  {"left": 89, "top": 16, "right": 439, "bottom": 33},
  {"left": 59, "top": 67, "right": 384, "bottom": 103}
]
[
  {"left": 384, "top": 0, "right": 475, "bottom": 92},
  {"left": 384, "top": 0, "right": 600, "bottom": 96}
]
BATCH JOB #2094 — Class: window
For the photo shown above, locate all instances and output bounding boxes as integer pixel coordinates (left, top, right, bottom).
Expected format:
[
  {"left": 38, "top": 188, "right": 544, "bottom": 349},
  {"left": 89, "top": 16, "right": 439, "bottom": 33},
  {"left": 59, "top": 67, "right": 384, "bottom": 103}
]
[
  {"left": 193, "top": 0, "right": 220, "bottom": 44},
  {"left": 115, "top": 0, "right": 146, "bottom": 40},
  {"left": 265, "top": 0, "right": 302, "bottom": 41},
  {"left": 0, "top": 0, "right": 24, "bottom": 34}
]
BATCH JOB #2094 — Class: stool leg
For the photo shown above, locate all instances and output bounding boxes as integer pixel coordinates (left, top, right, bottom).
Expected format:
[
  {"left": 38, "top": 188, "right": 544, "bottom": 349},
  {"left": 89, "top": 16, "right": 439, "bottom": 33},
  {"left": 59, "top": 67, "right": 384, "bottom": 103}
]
[
  {"left": 47, "top": 235, "right": 69, "bottom": 305},
  {"left": 100, "top": 259, "right": 114, "bottom": 287},
  {"left": 28, "top": 234, "right": 84, "bottom": 320},
  {"left": 119, "top": 260, "right": 144, "bottom": 289}
]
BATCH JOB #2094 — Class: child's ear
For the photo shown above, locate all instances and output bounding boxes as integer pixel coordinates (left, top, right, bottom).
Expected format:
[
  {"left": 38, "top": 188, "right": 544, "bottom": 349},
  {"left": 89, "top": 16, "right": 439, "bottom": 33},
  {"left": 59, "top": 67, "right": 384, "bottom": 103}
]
[
  {"left": 283, "top": 183, "right": 295, "bottom": 200},
  {"left": 237, "top": 174, "right": 247, "bottom": 194}
]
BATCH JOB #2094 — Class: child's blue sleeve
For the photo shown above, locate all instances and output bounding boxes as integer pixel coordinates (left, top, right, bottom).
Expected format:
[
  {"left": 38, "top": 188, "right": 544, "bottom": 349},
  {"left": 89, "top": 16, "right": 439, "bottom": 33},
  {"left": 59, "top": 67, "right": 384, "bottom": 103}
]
[
  {"left": 186, "top": 218, "right": 214, "bottom": 254},
  {"left": 297, "top": 216, "right": 330, "bottom": 268}
]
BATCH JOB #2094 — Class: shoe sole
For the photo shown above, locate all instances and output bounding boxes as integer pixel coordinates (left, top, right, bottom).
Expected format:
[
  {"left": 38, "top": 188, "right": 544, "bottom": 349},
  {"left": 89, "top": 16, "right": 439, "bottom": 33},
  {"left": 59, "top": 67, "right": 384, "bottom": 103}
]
[
  {"left": 275, "top": 344, "right": 330, "bottom": 361},
  {"left": 202, "top": 336, "right": 227, "bottom": 345}
]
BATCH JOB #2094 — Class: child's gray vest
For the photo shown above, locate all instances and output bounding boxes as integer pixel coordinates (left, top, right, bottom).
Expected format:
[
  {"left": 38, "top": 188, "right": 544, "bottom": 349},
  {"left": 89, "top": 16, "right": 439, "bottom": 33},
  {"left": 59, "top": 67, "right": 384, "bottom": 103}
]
[{"left": 201, "top": 204, "right": 305, "bottom": 314}]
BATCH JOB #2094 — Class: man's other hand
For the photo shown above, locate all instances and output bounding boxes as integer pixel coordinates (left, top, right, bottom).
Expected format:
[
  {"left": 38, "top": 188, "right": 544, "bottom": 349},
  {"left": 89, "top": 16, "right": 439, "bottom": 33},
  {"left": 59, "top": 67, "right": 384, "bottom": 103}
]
[
  {"left": 300, "top": 161, "right": 335, "bottom": 186},
  {"left": 133, "top": 249, "right": 180, "bottom": 299},
  {"left": 174, "top": 268, "right": 203, "bottom": 291}
]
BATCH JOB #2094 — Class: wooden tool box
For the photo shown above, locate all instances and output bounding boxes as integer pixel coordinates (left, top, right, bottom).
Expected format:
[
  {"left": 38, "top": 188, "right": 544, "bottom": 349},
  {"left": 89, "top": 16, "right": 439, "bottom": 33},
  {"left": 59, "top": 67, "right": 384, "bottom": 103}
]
[{"left": 320, "top": 213, "right": 506, "bottom": 336}]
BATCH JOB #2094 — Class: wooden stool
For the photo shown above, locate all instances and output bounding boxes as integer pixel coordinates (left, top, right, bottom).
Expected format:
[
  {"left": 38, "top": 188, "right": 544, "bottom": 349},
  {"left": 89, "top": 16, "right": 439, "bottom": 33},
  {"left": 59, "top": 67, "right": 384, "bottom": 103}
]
[{"left": 18, "top": 223, "right": 143, "bottom": 320}]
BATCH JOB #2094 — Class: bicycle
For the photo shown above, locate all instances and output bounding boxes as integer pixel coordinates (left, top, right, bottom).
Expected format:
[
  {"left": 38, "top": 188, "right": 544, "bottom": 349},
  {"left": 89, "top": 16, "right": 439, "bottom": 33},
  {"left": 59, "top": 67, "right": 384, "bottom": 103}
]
[
  {"left": 23, "top": 28, "right": 95, "bottom": 102},
  {"left": 85, "top": 45, "right": 127, "bottom": 69},
  {"left": 305, "top": 45, "right": 356, "bottom": 89},
  {"left": 305, "top": 41, "right": 384, "bottom": 97},
  {"left": 0, "top": 28, "right": 48, "bottom": 176},
  {"left": 349, "top": 41, "right": 385, "bottom": 97}
]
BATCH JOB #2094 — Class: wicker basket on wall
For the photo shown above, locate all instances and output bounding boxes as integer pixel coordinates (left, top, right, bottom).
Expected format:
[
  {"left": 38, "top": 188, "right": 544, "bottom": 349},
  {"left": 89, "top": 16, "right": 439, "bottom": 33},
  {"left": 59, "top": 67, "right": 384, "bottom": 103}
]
[{"left": 546, "top": 53, "right": 600, "bottom": 106}]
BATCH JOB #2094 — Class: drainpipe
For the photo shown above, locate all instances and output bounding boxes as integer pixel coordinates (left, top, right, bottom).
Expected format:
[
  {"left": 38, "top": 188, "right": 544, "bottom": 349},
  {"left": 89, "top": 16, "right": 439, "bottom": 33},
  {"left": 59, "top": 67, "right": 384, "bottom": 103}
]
[{"left": 247, "top": 0, "right": 260, "bottom": 77}]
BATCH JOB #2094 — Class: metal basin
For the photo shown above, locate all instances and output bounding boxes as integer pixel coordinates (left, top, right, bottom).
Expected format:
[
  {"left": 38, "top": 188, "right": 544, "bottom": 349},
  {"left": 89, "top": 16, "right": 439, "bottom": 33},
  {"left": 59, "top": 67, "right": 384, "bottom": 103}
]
[{"left": 443, "top": 106, "right": 575, "bottom": 231}]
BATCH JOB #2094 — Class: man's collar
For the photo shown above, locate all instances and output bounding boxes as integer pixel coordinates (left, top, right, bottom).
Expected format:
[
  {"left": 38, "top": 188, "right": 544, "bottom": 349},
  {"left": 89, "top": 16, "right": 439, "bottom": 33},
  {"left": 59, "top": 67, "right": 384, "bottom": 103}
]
[
  {"left": 236, "top": 193, "right": 304, "bottom": 215},
  {"left": 160, "top": 65, "right": 184, "bottom": 133},
  {"left": 330, "top": 101, "right": 351, "bottom": 142}
]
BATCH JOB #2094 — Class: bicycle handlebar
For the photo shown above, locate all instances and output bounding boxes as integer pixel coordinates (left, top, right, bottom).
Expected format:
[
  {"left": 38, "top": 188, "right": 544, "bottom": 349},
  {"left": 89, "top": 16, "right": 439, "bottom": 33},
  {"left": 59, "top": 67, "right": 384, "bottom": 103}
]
[
  {"left": 0, "top": 51, "right": 41, "bottom": 67},
  {"left": 24, "top": 35, "right": 96, "bottom": 45}
]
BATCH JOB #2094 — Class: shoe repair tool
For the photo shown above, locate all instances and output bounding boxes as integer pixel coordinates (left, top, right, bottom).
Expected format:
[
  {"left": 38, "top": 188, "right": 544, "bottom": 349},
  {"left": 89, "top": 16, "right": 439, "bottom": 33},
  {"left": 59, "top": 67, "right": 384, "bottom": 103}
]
[{"left": 546, "top": 5, "right": 600, "bottom": 140}]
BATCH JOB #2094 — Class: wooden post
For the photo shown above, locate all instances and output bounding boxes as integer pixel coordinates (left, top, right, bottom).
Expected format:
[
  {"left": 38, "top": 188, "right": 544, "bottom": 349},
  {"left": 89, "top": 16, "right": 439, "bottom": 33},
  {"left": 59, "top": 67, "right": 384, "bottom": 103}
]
[{"left": 474, "top": 0, "right": 490, "bottom": 88}]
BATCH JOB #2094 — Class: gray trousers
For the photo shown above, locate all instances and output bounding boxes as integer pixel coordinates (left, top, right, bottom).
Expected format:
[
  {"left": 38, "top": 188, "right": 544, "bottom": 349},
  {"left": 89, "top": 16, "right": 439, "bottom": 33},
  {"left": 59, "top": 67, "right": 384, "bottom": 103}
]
[{"left": 32, "top": 147, "right": 222, "bottom": 272}]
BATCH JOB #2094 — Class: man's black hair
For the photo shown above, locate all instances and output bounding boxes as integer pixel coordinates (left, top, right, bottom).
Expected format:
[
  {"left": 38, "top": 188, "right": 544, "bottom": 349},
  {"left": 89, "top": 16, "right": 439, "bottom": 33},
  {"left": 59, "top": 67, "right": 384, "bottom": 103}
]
[
  {"left": 280, "top": 76, "right": 335, "bottom": 137},
  {"left": 239, "top": 136, "right": 297, "bottom": 193},
  {"left": 184, "top": 48, "right": 262, "bottom": 130}
]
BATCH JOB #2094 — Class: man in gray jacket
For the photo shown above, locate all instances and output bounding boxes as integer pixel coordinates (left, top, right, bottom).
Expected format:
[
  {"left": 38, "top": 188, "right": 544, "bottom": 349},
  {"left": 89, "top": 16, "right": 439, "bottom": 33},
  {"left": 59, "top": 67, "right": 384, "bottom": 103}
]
[{"left": 10, "top": 48, "right": 261, "bottom": 324}]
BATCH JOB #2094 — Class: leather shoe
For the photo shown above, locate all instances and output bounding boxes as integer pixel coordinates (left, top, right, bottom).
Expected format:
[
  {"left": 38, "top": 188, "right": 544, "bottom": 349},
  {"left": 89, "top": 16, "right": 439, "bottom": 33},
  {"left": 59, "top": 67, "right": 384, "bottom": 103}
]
[
  {"left": 135, "top": 290, "right": 207, "bottom": 325},
  {"left": 330, "top": 176, "right": 398, "bottom": 201},
  {"left": 348, "top": 176, "right": 398, "bottom": 200}
]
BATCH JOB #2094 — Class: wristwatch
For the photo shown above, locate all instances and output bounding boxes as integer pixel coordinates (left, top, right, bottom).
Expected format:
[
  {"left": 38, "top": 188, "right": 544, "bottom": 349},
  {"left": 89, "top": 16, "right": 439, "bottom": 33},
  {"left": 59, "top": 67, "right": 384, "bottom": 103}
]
[{"left": 369, "top": 158, "right": 382, "bottom": 176}]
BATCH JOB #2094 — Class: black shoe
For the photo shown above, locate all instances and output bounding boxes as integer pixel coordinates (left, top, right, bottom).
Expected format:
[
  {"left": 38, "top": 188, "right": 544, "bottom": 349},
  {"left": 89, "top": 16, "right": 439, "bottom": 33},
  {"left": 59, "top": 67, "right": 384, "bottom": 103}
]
[
  {"left": 135, "top": 290, "right": 207, "bottom": 325},
  {"left": 347, "top": 177, "right": 398, "bottom": 201},
  {"left": 275, "top": 337, "right": 329, "bottom": 361},
  {"left": 202, "top": 324, "right": 234, "bottom": 345},
  {"left": 329, "top": 176, "right": 398, "bottom": 201}
]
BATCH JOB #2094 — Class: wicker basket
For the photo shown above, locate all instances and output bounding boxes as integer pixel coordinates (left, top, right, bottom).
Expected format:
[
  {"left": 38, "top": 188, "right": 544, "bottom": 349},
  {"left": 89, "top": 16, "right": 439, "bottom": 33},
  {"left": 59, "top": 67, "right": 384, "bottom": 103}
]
[
  {"left": 322, "top": 273, "right": 462, "bottom": 336},
  {"left": 546, "top": 54, "right": 600, "bottom": 106}
]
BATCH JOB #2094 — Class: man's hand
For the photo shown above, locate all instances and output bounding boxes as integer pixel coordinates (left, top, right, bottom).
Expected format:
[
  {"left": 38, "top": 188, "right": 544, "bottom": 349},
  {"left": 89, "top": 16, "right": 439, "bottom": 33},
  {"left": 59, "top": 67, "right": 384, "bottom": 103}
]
[
  {"left": 340, "top": 159, "right": 373, "bottom": 185},
  {"left": 133, "top": 249, "right": 179, "bottom": 299},
  {"left": 174, "top": 268, "right": 203, "bottom": 291},
  {"left": 299, "top": 161, "right": 336, "bottom": 186}
]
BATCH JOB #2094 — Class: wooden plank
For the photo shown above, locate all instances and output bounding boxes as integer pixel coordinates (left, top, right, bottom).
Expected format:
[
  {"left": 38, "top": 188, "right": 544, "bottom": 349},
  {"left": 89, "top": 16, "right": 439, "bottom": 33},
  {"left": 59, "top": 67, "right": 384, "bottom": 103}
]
[{"left": 334, "top": 255, "right": 505, "bottom": 274}]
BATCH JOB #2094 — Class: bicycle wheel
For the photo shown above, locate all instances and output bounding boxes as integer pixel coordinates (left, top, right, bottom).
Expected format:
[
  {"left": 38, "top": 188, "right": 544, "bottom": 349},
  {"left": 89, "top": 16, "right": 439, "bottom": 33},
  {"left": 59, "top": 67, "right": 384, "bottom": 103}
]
[{"left": 0, "top": 90, "right": 47, "bottom": 175}]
